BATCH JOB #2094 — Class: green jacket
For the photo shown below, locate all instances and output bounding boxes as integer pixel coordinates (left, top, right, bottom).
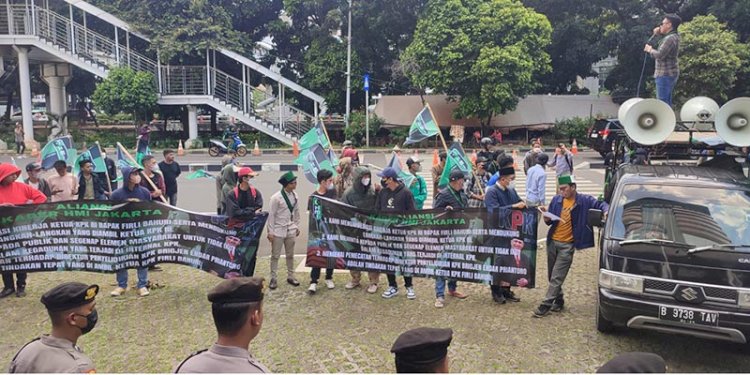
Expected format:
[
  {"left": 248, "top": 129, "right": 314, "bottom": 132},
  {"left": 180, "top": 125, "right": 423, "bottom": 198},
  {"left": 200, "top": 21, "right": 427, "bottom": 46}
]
[{"left": 409, "top": 174, "right": 427, "bottom": 210}]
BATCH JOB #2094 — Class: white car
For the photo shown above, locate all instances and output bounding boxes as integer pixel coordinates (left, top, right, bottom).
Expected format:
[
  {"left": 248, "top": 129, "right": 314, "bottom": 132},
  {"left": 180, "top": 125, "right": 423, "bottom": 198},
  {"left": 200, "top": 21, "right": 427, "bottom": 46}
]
[{"left": 11, "top": 110, "right": 49, "bottom": 124}]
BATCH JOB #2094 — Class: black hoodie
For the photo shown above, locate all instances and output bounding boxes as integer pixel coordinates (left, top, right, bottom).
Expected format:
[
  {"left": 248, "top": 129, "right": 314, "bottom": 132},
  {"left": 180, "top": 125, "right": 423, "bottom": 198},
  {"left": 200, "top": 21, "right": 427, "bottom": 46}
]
[{"left": 375, "top": 182, "right": 416, "bottom": 212}]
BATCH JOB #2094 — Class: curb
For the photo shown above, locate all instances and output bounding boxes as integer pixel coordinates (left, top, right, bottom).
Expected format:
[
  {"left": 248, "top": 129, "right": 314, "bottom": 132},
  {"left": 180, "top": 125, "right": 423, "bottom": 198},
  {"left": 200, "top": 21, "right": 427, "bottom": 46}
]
[{"left": 183, "top": 163, "right": 298, "bottom": 172}]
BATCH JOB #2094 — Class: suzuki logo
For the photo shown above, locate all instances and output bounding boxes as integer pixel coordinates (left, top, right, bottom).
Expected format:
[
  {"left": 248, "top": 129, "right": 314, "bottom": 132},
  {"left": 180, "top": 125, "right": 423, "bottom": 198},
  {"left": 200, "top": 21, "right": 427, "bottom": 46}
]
[{"left": 681, "top": 287, "right": 699, "bottom": 301}]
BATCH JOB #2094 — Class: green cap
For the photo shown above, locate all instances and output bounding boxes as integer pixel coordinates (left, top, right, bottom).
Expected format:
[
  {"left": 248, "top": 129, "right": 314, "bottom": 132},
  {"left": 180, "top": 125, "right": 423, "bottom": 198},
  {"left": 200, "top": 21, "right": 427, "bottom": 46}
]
[
  {"left": 278, "top": 171, "right": 297, "bottom": 186},
  {"left": 558, "top": 175, "right": 577, "bottom": 186}
]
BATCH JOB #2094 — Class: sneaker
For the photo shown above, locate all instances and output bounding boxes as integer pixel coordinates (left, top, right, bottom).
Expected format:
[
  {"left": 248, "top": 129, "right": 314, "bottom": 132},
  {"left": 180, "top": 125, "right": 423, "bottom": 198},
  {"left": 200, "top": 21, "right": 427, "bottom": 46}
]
[
  {"left": 366, "top": 284, "right": 378, "bottom": 294},
  {"left": 503, "top": 288, "right": 521, "bottom": 302},
  {"left": 16, "top": 287, "right": 26, "bottom": 298},
  {"left": 110, "top": 287, "right": 127, "bottom": 297},
  {"left": 148, "top": 265, "right": 163, "bottom": 271},
  {"left": 406, "top": 287, "right": 416, "bottom": 300},
  {"left": 325, "top": 279, "right": 335, "bottom": 289},
  {"left": 269, "top": 279, "right": 278, "bottom": 290},
  {"left": 287, "top": 277, "right": 300, "bottom": 287},
  {"left": 345, "top": 280, "right": 360, "bottom": 289},
  {"left": 447, "top": 290, "right": 467, "bottom": 299},
  {"left": 435, "top": 297, "right": 445, "bottom": 308},
  {"left": 138, "top": 287, "right": 150, "bottom": 297},
  {"left": 492, "top": 290, "right": 506, "bottom": 304},
  {"left": 533, "top": 304, "right": 552, "bottom": 318},
  {"left": 381, "top": 286, "right": 399, "bottom": 299},
  {"left": 551, "top": 300, "right": 565, "bottom": 312},
  {"left": 0, "top": 288, "right": 15, "bottom": 299},
  {"left": 307, "top": 283, "right": 317, "bottom": 294}
]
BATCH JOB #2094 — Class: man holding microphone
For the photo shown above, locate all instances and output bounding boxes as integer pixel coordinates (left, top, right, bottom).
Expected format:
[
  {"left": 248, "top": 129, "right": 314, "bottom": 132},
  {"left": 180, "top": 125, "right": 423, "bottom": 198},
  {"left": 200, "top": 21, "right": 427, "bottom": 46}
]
[{"left": 644, "top": 14, "right": 681, "bottom": 108}]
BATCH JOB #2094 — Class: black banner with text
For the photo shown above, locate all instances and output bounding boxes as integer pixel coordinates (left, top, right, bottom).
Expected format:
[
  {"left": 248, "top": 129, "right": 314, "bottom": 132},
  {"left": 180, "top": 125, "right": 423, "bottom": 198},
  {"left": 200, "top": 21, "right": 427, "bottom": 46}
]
[
  {"left": 0, "top": 201, "right": 268, "bottom": 278},
  {"left": 306, "top": 197, "right": 539, "bottom": 287}
]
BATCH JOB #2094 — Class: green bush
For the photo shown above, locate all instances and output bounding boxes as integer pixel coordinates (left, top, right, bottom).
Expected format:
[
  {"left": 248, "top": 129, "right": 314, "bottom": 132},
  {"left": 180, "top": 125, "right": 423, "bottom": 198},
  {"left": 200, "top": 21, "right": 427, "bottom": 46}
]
[
  {"left": 552, "top": 117, "right": 592, "bottom": 146},
  {"left": 388, "top": 127, "right": 409, "bottom": 146},
  {"left": 344, "top": 111, "right": 382, "bottom": 147}
]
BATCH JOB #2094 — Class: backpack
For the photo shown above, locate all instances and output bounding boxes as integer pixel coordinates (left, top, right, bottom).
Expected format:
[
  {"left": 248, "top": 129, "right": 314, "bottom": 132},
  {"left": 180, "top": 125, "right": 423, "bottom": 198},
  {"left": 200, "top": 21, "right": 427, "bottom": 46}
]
[{"left": 234, "top": 186, "right": 257, "bottom": 200}]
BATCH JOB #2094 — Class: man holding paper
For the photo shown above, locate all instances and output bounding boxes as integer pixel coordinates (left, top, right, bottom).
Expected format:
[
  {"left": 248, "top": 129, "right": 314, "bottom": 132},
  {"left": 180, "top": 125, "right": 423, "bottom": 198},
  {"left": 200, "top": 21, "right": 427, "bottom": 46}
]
[{"left": 533, "top": 175, "right": 609, "bottom": 318}]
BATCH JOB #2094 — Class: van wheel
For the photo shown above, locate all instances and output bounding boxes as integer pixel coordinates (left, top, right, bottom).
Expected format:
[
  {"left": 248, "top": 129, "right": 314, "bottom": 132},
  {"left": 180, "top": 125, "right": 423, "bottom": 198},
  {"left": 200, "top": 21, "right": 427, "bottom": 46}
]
[{"left": 596, "top": 302, "right": 613, "bottom": 333}]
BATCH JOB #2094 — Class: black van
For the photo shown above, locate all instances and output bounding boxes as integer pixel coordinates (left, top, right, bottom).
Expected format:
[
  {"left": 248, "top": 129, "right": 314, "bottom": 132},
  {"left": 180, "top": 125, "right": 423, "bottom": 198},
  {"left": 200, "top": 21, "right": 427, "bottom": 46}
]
[{"left": 590, "top": 163, "right": 750, "bottom": 343}]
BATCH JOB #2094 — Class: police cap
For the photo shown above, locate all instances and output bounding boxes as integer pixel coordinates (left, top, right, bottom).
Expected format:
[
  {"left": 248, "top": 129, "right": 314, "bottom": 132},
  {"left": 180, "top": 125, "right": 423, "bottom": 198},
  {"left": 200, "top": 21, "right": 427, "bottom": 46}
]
[
  {"left": 391, "top": 327, "right": 453, "bottom": 365},
  {"left": 41, "top": 282, "right": 99, "bottom": 312},
  {"left": 208, "top": 277, "right": 265, "bottom": 304}
]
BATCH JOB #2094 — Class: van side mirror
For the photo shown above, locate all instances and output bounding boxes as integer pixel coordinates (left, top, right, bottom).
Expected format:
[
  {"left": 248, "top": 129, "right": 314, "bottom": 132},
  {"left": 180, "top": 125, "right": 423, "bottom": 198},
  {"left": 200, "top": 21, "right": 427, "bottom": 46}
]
[{"left": 588, "top": 209, "right": 604, "bottom": 227}]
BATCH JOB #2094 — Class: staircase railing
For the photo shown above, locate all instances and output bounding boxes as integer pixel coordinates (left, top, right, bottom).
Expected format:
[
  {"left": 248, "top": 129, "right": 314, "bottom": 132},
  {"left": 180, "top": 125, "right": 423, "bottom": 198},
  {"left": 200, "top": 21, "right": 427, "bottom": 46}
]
[{"left": 1, "top": 1, "right": 320, "bottom": 140}]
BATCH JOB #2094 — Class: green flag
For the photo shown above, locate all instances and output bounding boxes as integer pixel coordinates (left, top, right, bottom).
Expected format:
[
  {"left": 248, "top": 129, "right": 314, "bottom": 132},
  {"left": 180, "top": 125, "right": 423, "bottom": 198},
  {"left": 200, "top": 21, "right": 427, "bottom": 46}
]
[
  {"left": 298, "top": 122, "right": 330, "bottom": 150},
  {"left": 403, "top": 106, "right": 439, "bottom": 145},
  {"left": 72, "top": 145, "right": 107, "bottom": 176},
  {"left": 186, "top": 169, "right": 215, "bottom": 180},
  {"left": 295, "top": 143, "right": 336, "bottom": 184},
  {"left": 438, "top": 142, "right": 473, "bottom": 188},
  {"left": 386, "top": 152, "right": 415, "bottom": 189},
  {"left": 40, "top": 136, "right": 75, "bottom": 170}
]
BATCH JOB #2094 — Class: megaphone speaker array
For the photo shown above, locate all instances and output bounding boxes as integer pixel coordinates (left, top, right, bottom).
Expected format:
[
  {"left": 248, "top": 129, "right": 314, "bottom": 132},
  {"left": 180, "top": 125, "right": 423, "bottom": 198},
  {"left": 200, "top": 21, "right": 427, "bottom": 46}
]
[
  {"left": 622, "top": 99, "right": 676, "bottom": 145},
  {"left": 618, "top": 98, "right": 643, "bottom": 123},
  {"left": 680, "top": 96, "right": 719, "bottom": 123},
  {"left": 715, "top": 97, "right": 750, "bottom": 147}
]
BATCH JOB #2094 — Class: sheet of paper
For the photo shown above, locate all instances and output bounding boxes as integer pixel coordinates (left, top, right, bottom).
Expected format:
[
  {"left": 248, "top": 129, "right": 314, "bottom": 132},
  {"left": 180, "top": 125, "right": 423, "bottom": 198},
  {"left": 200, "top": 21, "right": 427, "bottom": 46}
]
[{"left": 538, "top": 207, "right": 564, "bottom": 222}]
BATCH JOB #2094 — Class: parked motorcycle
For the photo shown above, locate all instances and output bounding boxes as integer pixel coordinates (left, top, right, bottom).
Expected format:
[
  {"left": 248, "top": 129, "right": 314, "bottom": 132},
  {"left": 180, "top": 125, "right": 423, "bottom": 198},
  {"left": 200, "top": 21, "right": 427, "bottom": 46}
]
[{"left": 208, "top": 129, "right": 247, "bottom": 157}]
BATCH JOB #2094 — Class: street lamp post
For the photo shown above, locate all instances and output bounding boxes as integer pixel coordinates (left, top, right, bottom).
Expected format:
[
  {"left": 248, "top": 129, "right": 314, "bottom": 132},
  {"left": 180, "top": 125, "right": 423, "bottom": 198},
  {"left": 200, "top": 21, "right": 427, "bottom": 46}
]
[{"left": 345, "top": 0, "right": 352, "bottom": 128}]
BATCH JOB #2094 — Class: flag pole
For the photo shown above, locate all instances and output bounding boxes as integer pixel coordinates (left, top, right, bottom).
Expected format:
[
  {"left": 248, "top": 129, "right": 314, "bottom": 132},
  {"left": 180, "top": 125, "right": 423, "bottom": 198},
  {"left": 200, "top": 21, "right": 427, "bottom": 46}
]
[
  {"left": 96, "top": 141, "right": 112, "bottom": 194},
  {"left": 116, "top": 142, "right": 168, "bottom": 204}
]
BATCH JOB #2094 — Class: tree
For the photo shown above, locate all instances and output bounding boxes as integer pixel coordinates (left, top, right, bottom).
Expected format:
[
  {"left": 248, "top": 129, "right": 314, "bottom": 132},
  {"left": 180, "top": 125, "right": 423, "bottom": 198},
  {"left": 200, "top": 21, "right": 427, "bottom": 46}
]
[
  {"left": 92, "top": 67, "right": 158, "bottom": 122},
  {"left": 401, "top": 0, "right": 552, "bottom": 129},
  {"left": 523, "top": 0, "right": 610, "bottom": 94},
  {"left": 302, "top": 36, "right": 362, "bottom": 114},
  {"left": 676, "top": 15, "right": 750, "bottom": 105}
]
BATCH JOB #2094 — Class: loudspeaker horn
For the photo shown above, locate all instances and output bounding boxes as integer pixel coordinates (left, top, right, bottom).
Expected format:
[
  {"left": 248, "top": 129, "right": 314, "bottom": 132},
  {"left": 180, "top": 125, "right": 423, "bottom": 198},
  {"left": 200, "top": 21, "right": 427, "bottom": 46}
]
[
  {"left": 622, "top": 99, "right": 676, "bottom": 145},
  {"left": 680, "top": 96, "right": 719, "bottom": 123},
  {"left": 618, "top": 98, "right": 643, "bottom": 123},
  {"left": 715, "top": 97, "right": 750, "bottom": 147}
]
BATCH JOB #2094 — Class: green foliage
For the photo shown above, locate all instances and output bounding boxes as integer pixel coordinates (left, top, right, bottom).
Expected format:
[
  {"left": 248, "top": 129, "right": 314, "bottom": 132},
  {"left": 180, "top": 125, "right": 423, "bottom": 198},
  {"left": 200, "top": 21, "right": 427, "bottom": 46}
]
[
  {"left": 402, "top": 0, "right": 552, "bottom": 122},
  {"left": 344, "top": 112, "right": 382, "bottom": 147},
  {"left": 302, "top": 36, "right": 362, "bottom": 113},
  {"left": 387, "top": 127, "right": 410, "bottom": 146},
  {"left": 92, "top": 67, "right": 158, "bottom": 122},
  {"left": 552, "top": 117, "right": 591, "bottom": 145},
  {"left": 676, "top": 15, "right": 750, "bottom": 106}
]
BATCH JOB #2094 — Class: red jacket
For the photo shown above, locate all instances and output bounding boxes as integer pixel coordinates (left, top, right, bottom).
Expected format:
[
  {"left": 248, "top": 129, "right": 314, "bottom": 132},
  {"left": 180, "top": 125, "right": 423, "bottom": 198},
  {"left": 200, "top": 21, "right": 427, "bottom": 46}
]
[{"left": 0, "top": 164, "right": 47, "bottom": 205}]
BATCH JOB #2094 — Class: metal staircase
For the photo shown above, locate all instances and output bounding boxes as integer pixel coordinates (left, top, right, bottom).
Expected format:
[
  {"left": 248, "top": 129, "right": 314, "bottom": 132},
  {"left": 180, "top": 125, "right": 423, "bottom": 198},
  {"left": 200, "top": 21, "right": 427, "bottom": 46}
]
[{"left": 0, "top": 0, "right": 325, "bottom": 145}]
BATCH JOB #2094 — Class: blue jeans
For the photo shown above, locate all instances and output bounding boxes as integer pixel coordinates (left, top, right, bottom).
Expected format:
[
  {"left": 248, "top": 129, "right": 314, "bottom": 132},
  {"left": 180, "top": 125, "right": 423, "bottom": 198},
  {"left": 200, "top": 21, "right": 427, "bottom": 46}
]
[
  {"left": 116, "top": 268, "right": 148, "bottom": 289},
  {"left": 655, "top": 75, "right": 677, "bottom": 108},
  {"left": 435, "top": 277, "right": 457, "bottom": 298}
]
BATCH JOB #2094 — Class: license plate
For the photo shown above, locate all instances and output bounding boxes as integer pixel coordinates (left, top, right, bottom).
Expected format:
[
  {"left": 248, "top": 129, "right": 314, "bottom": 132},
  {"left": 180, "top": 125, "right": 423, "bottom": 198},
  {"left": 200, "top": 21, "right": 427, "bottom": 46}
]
[
  {"left": 590, "top": 133, "right": 598, "bottom": 138},
  {"left": 658, "top": 306, "right": 719, "bottom": 326}
]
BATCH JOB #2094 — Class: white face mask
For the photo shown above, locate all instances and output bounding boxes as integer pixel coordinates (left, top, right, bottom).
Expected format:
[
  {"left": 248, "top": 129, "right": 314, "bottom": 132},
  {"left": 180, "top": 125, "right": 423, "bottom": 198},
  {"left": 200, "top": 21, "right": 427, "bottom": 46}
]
[
  {"left": 509, "top": 181, "right": 516, "bottom": 190},
  {"left": 361, "top": 178, "right": 371, "bottom": 186},
  {"left": 327, "top": 182, "right": 335, "bottom": 190}
]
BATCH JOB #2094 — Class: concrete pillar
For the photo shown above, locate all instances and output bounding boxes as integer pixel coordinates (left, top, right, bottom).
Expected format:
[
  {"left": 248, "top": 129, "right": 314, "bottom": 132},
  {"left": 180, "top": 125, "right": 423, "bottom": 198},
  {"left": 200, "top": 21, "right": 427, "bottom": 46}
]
[
  {"left": 14, "top": 46, "right": 34, "bottom": 142},
  {"left": 40, "top": 63, "right": 72, "bottom": 135},
  {"left": 187, "top": 105, "right": 198, "bottom": 141}
]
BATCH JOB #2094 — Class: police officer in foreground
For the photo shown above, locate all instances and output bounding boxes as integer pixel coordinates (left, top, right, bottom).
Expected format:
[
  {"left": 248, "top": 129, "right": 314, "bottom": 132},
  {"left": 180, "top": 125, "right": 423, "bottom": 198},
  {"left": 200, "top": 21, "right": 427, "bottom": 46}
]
[
  {"left": 9, "top": 282, "right": 99, "bottom": 373},
  {"left": 175, "top": 277, "right": 269, "bottom": 373},
  {"left": 391, "top": 327, "right": 453, "bottom": 373}
]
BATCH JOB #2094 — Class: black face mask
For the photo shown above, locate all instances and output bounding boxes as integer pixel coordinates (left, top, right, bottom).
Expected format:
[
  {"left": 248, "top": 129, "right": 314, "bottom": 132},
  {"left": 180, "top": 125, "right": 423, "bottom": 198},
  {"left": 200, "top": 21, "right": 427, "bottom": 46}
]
[{"left": 75, "top": 309, "right": 98, "bottom": 335}]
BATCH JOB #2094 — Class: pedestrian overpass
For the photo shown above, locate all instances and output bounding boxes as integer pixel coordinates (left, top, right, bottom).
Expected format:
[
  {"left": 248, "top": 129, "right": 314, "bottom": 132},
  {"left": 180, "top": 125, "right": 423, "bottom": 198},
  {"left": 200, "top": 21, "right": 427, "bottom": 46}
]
[{"left": 0, "top": 0, "right": 327, "bottom": 146}]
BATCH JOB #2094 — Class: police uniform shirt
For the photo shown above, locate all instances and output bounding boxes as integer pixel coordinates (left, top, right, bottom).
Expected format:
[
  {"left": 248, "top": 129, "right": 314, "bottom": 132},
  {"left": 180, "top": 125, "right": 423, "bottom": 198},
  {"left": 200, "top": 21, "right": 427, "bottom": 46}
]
[
  {"left": 9, "top": 335, "right": 95, "bottom": 373},
  {"left": 175, "top": 344, "right": 269, "bottom": 373}
]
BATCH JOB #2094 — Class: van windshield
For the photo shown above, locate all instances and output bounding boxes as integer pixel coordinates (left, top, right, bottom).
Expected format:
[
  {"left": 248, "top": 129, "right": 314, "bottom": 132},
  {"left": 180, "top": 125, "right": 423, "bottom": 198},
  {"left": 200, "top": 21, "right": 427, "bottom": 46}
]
[{"left": 610, "top": 184, "right": 750, "bottom": 248}]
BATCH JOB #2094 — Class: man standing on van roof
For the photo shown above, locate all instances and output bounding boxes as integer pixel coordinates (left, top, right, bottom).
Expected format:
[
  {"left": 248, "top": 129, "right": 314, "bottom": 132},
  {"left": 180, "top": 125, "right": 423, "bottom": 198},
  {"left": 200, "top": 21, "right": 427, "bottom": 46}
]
[{"left": 534, "top": 175, "right": 609, "bottom": 318}]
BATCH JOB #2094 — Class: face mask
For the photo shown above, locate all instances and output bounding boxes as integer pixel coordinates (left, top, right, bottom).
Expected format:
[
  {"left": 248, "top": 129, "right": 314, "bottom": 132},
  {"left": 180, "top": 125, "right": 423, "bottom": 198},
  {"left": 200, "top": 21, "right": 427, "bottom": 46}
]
[
  {"left": 361, "top": 178, "right": 371, "bottom": 186},
  {"left": 327, "top": 182, "right": 335, "bottom": 190},
  {"left": 509, "top": 181, "right": 516, "bottom": 190},
  {"left": 75, "top": 309, "right": 98, "bottom": 335}
]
